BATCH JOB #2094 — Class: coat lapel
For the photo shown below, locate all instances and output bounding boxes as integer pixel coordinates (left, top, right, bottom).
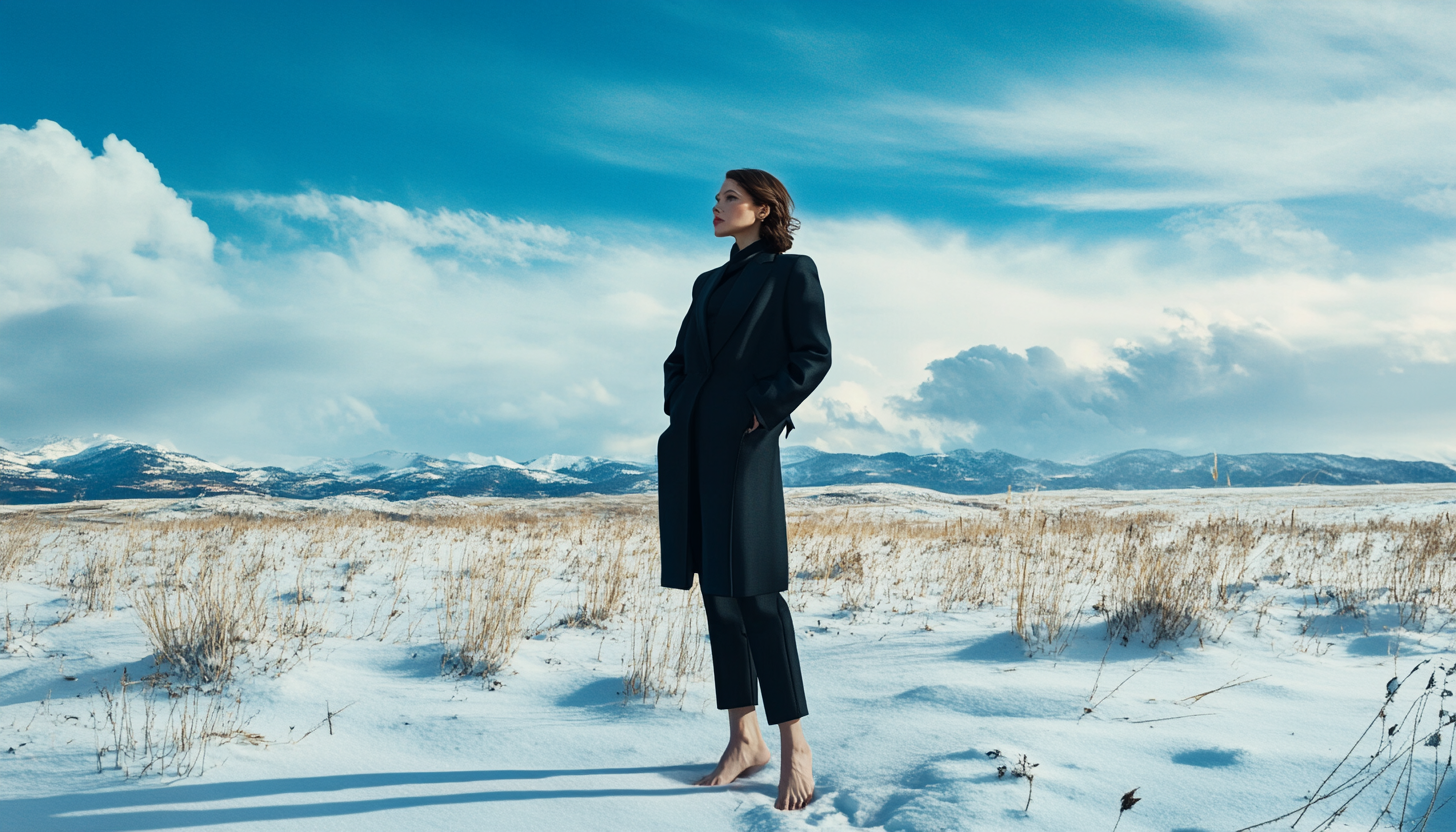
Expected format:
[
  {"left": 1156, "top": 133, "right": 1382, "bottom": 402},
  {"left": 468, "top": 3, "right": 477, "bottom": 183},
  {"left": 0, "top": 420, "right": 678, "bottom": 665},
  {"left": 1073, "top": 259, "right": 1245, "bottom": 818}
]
[
  {"left": 692, "top": 264, "right": 726, "bottom": 364},
  {"left": 708, "top": 252, "right": 776, "bottom": 359}
]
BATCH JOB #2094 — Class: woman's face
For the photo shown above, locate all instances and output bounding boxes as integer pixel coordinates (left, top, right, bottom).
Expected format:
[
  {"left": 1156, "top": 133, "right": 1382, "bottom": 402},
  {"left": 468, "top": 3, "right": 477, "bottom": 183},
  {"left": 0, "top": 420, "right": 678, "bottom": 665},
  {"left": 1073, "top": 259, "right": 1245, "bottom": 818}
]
[{"left": 713, "top": 178, "right": 767, "bottom": 239}]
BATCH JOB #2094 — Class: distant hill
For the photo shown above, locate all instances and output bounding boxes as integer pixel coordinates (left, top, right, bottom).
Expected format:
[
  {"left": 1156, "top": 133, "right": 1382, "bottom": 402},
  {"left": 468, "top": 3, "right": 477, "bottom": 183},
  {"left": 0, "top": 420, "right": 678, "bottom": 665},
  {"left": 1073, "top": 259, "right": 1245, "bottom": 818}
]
[
  {"left": 1, "top": 435, "right": 1452, "bottom": 505},
  {"left": 778, "top": 446, "right": 1456, "bottom": 493},
  {"left": 0, "top": 436, "right": 653, "bottom": 504}
]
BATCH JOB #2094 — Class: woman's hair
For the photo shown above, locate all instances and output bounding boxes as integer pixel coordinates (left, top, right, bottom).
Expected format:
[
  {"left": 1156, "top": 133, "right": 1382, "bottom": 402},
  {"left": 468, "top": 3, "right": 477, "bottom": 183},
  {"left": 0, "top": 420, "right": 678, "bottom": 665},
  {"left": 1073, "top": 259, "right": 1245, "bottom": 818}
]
[{"left": 725, "top": 168, "right": 800, "bottom": 253}]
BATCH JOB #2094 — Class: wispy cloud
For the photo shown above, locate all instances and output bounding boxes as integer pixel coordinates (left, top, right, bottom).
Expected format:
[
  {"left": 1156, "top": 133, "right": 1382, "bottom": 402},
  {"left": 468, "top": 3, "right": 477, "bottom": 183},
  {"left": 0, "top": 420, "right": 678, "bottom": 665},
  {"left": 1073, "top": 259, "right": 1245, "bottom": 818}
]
[
  {"left": 906, "top": 0, "right": 1454, "bottom": 209},
  {"left": 1406, "top": 187, "right": 1456, "bottom": 218},
  {"left": 547, "top": 1, "right": 1454, "bottom": 213},
  {"left": 224, "top": 191, "right": 578, "bottom": 264},
  {"left": 1165, "top": 203, "right": 1344, "bottom": 270},
  {"left": 923, "top": 85, "right": 1454, "bottom": 210}
]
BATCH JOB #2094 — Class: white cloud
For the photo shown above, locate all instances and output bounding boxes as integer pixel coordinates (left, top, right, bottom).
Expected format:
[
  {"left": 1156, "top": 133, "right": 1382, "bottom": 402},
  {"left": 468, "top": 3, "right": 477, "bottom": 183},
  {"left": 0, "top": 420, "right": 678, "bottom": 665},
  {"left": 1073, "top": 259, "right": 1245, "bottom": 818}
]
[
  {"left": 301, "top": 395, "right": 387, "bottom": 437},
  {"left": 1165, "top": 204, "right": 1344, "bottom": 269},
  {"left": 227, "top": 190, "right": 577, "bottom": 264},
  {"left": 553, "top": 2, "right": 1453, "bottom": 212},
  {"left": 1406, "top": 187, "right": 1456, "bottom": 218},
  {"left": 890, "top": 317, "right": 1456, "bottom": 462},
  {"left": 1, "top": 120, "right": 1453, "bottom": 464},
  {"left": 789, "top": 215, "right": 1456, "bottom": 459},
  {"left": 0, "top": 120, "right": 221, "bottom": 317},
  {"left": 938, "top": 86, "right": 1453, "bottom": 209},
  {"left": 913, "top": 0, "right": 1456, "bottom": 209}
]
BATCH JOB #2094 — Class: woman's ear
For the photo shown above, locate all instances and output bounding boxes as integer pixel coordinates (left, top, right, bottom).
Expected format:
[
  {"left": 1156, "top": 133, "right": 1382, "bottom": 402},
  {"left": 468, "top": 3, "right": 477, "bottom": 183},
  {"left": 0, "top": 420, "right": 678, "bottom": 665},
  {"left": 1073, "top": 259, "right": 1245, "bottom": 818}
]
[{"left": 758, "top": 206, "right": 771, "bottom": 221}]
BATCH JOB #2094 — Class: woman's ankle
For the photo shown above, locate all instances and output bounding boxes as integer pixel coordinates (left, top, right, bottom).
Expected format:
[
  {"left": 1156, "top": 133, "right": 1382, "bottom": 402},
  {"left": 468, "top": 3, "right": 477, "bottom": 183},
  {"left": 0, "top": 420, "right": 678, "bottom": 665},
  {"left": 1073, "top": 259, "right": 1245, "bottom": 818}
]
[
  {"left": 777, "top": 718, "right": 809, "bottom": 749},
  {"left": 728, "top": 706, "right": 762, "bottom": 741}
]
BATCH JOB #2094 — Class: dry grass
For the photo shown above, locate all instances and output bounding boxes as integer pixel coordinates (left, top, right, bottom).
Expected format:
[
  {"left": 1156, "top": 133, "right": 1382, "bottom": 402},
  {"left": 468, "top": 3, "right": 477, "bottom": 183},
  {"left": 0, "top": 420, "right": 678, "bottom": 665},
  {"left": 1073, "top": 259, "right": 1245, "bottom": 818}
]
[
  {"left": 0, "top": 491, "right": 1453, "bottom": 797},
  {"left": 94, "top": 668, "right": 259, "bottom": 778},
  {"left": 623, "top": 580, "right": 708, "bottom": 705},
  {"left": 0, "top": 512, "right": 47, "bottom": 580},
  {"left": 436, "top": 534, "right": 548, "bottom": 678},
  {"left": 130, "top": 535, "right": 270, "bottom": 684},
  {"left": 1, "top": 496, "right": 1452, "bottom": 685},
  {"left": 780, "top": 504, "right": 1456, "bottom": 653},
  {"left": 69, "top": 525, "right": 144, "bottom": 613},
  {"left": 561, "top": 519, "right": 640, "bottom": 627}
]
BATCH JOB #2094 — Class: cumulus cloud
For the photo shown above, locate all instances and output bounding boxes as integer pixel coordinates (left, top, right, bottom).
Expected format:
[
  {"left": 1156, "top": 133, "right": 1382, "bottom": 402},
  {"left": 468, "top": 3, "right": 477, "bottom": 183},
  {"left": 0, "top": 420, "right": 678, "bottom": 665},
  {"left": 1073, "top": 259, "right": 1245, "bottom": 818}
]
[
  {"left": 0, "top": 120, "right": 221, "bottom": 317},
  {"left": 0, "top": 121, "right": 709, "bottom": 464},
  {"left": 788, "top": 215, "right": 1455, "bottom": 461},
  {"left": 894, "top": 319, "right": 1456, "bottom": 461}
]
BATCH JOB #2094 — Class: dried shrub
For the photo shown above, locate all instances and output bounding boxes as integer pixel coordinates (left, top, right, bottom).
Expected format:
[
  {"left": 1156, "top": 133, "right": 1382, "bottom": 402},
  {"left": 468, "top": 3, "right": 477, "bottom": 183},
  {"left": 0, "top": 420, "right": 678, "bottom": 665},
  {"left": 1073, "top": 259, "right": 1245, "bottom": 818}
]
[
  {"left": 1101, "top": 529, "right": 1211, "bottom": 646},
  {"left": 623, "top": 581, "right": 707, "bottom": 705},
  {"left": 437, "top": 538, "right": 548, "bottom": 677},
  {"left": 69, "top": 526, "right": 144, "bottom": 613},
  {"left": 563, "top": 519, "right": 641, "bottom": 627},
  {"left": 131, "top": 538, "right": 269, "bottom": 684},
  {"left": 0, "top": 512, "right": 46, "bottom": 580},
  {"left": 94, "top": 668, "right": 259, "bottom": 778}
]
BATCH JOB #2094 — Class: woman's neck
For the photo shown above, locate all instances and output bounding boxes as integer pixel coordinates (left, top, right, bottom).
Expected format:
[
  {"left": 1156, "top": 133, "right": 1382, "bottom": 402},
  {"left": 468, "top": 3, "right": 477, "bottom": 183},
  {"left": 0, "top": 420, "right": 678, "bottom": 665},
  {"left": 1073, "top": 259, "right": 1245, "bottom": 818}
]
[{"left": 733, "top": 228, "right": 762, "bottom": 250}]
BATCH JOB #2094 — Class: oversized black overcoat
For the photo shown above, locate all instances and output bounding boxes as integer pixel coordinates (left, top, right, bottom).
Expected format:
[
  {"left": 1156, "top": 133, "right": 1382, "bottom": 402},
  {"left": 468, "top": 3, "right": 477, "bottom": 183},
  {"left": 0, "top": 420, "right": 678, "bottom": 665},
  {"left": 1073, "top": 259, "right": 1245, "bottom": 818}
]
[{"left": 657, "top": 245, "right": 832, "bottom": 597}]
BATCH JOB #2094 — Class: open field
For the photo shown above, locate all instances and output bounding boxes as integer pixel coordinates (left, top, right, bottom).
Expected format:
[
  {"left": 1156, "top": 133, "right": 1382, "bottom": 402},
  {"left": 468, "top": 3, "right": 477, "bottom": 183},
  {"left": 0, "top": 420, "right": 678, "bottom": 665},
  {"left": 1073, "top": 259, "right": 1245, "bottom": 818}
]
[{"left": 2, "top": 483, "right": 1454, "bottom": 831}]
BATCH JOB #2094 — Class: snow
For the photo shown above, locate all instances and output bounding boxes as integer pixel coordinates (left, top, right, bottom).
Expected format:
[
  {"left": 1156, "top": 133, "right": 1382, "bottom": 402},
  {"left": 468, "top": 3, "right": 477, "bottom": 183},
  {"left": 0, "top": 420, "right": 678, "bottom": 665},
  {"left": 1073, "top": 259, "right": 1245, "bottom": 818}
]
[
  {"left": 2, "top": 484, "right": 1454, "bottom": 831},
  {"left": 234, "top": 469, "right": 282, "bottom": 486},
  {"left": 142, "top": 452, "right": 236, "bottom": 476},
  {"left": 297, "top": 451, "right": 437, "bottom": 478},
  {"left": 295, "top": 450, "right": 573, "bottom": 480},
  {"left": 6, "top": 434, "right": 124, "bottom": 464},
  {"left": 313, "top": 494, "right": 407, "bottom": 514},
  {"left": 0, "top": 450, "right": 33, "bottom": 472},
  {"left": 450, "top": 453, "right": 526, "bottom": 469},
  {"left": 2, "top": 437, "right": 235, "bottom": 476},
  {"left": 781, "top": 445, "right": 826, "bottom": 464},
  {"left": 525, "top": 453, "right": 597, "bottom": 472}
]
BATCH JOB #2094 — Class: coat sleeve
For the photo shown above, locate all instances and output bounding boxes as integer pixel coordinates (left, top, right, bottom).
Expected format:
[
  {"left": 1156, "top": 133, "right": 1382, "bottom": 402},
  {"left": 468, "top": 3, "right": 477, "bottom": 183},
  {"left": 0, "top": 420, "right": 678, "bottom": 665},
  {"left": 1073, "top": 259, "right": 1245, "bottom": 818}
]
[
  {"left": 663, "top": 308, "right": 690, "bottom": 415},
  {"left": 746, "top": 256, "right": 832, "bottom": 428}
]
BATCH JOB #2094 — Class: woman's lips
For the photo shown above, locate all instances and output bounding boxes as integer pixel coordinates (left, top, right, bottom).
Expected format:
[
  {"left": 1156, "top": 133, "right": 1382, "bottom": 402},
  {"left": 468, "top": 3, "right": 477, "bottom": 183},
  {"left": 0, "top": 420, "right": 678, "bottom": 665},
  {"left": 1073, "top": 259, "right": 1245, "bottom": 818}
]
[{"left": 713, "top": 217, "right": 722, "bottom": 225}]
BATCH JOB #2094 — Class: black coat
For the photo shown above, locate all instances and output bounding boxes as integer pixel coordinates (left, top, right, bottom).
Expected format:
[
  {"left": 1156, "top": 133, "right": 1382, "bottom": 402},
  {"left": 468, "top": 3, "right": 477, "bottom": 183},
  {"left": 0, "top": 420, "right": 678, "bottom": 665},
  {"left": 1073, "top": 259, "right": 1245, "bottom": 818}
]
[{"left": 657, "top": 243, "right": 832, "bottom": 597}]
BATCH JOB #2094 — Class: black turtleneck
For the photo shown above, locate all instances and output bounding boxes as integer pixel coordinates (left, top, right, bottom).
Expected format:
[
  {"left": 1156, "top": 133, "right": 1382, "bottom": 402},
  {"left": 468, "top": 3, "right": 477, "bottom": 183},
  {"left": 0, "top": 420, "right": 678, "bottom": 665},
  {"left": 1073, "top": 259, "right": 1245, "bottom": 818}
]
[{"left": 706, "top": 239, "right": 766, "bottom": 322}]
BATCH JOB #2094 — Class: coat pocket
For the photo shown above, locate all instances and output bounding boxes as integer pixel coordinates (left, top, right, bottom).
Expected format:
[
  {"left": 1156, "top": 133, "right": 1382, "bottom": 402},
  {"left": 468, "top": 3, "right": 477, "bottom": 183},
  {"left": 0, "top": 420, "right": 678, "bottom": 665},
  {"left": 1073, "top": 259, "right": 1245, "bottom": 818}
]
[{"left": 740, "top": 414, "right": 789, "bottom": 444}]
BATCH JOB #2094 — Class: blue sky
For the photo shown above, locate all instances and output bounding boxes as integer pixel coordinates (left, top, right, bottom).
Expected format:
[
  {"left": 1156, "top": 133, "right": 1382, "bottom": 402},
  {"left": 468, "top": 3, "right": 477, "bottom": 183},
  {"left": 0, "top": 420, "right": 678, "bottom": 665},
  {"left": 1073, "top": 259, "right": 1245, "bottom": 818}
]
[{"left": 1, "top": 1, "right": 1453, "bottom": 466}]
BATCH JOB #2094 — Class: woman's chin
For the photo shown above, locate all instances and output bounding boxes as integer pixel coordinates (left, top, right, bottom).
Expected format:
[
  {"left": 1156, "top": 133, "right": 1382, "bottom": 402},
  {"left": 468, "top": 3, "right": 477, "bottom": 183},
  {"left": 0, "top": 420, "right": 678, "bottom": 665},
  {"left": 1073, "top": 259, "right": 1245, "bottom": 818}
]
[{"left": 713, "top": 226, "right": 730, "bottom": 237}]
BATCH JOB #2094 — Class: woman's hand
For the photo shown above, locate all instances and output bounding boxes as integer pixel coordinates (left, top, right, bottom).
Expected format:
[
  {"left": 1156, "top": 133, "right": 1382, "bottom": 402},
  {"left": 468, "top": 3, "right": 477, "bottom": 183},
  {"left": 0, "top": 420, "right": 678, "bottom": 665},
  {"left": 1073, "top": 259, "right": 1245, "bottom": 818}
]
[{"left": 745, "top": 413, "right": 761, "bottom": 434}]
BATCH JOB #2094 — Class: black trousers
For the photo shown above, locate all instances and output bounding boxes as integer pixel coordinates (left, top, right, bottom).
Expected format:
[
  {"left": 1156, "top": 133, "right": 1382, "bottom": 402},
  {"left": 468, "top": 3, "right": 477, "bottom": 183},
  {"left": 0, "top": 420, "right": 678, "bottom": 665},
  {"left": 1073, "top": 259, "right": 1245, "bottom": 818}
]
[{"left": 701, "top": 592, "right": 808, "bottom": 725}]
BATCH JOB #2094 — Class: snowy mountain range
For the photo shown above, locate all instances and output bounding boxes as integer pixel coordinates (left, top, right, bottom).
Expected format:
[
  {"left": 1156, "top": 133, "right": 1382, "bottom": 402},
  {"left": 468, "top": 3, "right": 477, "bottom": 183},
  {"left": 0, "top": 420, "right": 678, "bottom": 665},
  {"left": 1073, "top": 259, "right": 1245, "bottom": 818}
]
[
  {"left": 0, "top": 436, "right": 655, "bottom": 504},
  {"left": 778, "top": 446, "right": 1456, "bottom": 493},
  {"left": 1, "top": 435, "right": 1453, "bottom": 505}
]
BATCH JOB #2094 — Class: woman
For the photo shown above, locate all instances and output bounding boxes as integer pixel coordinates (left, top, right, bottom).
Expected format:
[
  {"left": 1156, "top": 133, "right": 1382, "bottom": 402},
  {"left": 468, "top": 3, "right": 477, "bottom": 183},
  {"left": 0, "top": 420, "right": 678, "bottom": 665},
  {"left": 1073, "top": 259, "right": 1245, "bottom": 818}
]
[{"left": 657, "top": 169, "right": 831, "bottom": 811}]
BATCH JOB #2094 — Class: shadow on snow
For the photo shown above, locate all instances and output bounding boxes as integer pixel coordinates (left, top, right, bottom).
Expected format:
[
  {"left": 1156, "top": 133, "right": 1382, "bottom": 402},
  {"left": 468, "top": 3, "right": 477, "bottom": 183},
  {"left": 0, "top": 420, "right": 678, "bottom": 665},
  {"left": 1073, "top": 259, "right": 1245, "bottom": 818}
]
[{"left": 1, "top": 766, "right": 710, "bottom": 830}]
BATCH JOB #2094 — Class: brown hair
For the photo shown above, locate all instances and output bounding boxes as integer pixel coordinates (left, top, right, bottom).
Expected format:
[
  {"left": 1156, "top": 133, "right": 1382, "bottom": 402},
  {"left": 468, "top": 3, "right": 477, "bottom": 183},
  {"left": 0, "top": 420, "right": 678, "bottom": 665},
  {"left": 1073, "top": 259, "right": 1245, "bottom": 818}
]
[{"left": 725, "top": 168, "right": 800, "bottom": 253}]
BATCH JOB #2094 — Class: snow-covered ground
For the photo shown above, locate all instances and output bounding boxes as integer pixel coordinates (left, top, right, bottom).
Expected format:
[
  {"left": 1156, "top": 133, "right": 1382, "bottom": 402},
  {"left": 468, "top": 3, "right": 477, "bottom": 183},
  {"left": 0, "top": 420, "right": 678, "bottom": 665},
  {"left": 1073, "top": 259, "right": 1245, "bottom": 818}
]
[{"left": 2, "top": 484, "right": 1454, "bottom": 831}]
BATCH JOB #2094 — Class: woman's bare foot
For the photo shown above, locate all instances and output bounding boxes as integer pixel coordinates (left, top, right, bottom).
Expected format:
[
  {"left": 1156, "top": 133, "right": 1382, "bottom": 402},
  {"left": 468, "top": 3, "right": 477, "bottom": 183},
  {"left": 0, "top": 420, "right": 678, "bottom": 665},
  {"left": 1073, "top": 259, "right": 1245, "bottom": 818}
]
[
  {"left": 775, "top": 718, "right": 815, "bottom": 810},
  {"left": 696, "top": 706, "right": 772, "bottom": 786}
]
